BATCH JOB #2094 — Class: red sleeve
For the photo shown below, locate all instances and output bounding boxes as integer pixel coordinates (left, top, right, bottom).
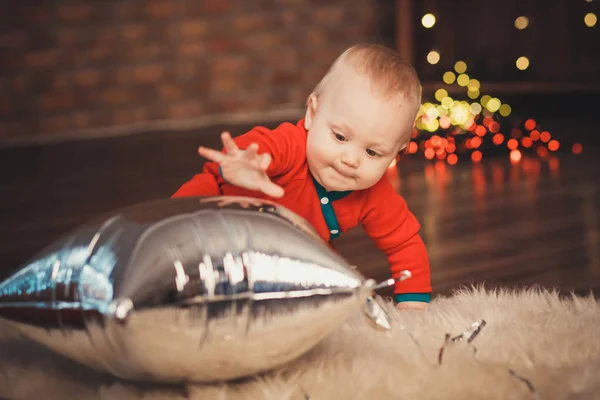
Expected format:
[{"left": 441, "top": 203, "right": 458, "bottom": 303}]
[
  {"left": 171, "top": 170, "right": 221, "bottom": 198},
  {"left": 171, "top": 121, "right": 304, "bottom": 198},
  {"left": 359, "top": 179, "right": 432, "bottom": 296}
]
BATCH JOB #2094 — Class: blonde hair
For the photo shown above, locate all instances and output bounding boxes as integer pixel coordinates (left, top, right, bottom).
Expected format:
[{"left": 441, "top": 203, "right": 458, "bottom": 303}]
[{"left": 310, "top": 44, "right": 422, "bottom": 147}]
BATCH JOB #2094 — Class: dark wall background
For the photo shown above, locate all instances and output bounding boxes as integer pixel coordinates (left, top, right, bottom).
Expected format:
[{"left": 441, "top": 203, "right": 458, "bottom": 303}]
[
  {"left": 0, "top": 0, "right": 393, "bottom": 140},
  {"left": 0, "top": 0, "right": 598, "bottom": 142}
]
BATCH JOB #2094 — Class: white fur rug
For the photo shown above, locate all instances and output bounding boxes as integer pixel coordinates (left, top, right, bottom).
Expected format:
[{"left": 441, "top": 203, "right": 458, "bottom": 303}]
[{"left": 1, "top": 286, "right": 600, "bottom": 400}]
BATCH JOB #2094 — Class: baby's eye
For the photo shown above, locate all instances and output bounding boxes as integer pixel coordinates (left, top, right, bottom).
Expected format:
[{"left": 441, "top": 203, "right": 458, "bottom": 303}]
[
  {"left": 366, "top": 149, "right": 379, "bottom": 157},
  {"left": 334, "top": 132, "right": 346, "bottom": 142}
]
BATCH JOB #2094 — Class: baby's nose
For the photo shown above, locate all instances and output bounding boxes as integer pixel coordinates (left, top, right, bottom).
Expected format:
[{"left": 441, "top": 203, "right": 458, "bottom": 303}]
[{"left": 341, "top": 150, "right": 360, "bottom": 168}]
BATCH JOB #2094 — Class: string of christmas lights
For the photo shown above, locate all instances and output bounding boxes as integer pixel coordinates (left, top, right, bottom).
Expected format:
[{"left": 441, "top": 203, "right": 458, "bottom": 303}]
[{"left": 406, "top": 8, "right": 593, "bottom": 165}]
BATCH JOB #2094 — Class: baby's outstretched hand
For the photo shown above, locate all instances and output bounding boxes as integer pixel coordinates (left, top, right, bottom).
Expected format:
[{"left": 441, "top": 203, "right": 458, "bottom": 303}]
[{"left": 198, "top": 132, "right": 285, "bottom": 198}]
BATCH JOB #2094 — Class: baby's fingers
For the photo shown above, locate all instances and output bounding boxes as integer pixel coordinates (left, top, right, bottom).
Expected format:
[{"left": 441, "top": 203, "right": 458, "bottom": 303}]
[
  {"left": 221, "top": 132, "right": 239, "bottom": 154},
  {"left": 260, "top": 180, "right": 285, "bottom": 198},
  {"left": 258, "top": 153, "right": 272, "bottom": 170},
  {"left": 198, "top": 146, "right": 226, "bottom": 163},
  {"left": 243, "top": 143, "right": 259, "bottom": 160}
]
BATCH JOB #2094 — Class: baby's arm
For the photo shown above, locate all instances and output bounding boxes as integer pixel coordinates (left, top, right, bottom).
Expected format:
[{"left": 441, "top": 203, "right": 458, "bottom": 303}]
[
  {"left": 172, "top": 123, "right": 302, "bottom": 198},
  {"left": 360, "top": 179, "right": 432, "bottom": 311}
]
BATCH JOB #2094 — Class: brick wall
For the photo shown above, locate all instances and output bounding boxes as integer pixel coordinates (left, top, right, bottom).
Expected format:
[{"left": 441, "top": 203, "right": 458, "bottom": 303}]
[{"left": 0, "top": 0, "right": 393, "bottom": 141}]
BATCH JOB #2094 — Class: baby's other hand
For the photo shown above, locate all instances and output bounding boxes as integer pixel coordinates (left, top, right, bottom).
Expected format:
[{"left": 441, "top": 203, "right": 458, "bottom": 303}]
[
  {"left": 396, "top": 301, "right": 429, "bottom": 312},
  {"left": 198, "top": 132, "right": 284, "bottom": 198}
]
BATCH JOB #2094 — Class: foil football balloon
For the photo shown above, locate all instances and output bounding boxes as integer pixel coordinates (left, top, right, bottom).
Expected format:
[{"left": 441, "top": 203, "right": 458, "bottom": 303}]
[{"left": 0, "top": 196, "right": 393, "bottom": 383}]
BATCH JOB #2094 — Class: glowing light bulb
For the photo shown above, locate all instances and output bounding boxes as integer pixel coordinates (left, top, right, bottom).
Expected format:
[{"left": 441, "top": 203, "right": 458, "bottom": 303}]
[
  {"left": 427, "top": 51, "right": 440, "bottom": 65},
  {"left": 443, "top": 71, "right": 456, "bottom": 84},
  {"left": 435, "top": 89, "right": 448, "bottom": 102},
  {"left": 516, "top": 56, "right": 530, "bottom": 70},
  {"left": 454, "top": 61, "right": 467, "bottom": 74},
  {"left": 584, "top": 13, "right": 597, "bottom": 27},
  {"left": 515, "top": 16, "right": 529, "bottom": 30},
  {"left": 457, "top": 74, "right": 470, "bottom": 87},
  {"left": 422, "top": 14, "right": 436, "bottom": 28}
]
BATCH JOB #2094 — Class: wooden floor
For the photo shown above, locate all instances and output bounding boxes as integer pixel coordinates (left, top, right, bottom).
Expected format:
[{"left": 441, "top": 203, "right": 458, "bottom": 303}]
[{"left": 0, "top": 117, "right": 599, "bottom": 301}]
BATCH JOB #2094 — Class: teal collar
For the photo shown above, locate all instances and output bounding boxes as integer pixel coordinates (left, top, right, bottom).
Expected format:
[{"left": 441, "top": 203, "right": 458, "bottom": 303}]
[{"left": 311, "top": 175, "right": 352, "bottom": 201}]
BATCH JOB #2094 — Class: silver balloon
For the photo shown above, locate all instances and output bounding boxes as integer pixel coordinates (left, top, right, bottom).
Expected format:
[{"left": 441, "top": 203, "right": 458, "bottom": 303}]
[{"left": 0, "top": 196, "right": 395, "bottom": 383}]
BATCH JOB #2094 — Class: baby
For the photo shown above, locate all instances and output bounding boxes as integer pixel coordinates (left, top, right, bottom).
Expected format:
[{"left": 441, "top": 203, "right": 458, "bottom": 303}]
[{"left": 172, "top": 44, "right": 431, "bottom": 311}]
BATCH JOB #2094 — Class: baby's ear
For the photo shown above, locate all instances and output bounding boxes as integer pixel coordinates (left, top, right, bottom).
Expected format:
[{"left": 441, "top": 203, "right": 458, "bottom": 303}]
[{"left": 304, "top": 94, "right": 318, "bottom": 130}]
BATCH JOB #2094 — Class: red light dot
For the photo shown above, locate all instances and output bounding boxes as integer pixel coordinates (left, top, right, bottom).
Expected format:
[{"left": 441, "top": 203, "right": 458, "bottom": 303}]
[
  {"left": 475, "top": 125, "right": 487, "bottom": 137},
  {"left": 425, "top": 140, "right": 434, "bottom": 149},
  {"left": 409, "top": 141, "right": 418, "bottom": 154},
  {"left": 548, "top": 140, "right": 560, "bottom": 151},
  {"left": 521, "top": 137, "right": 533, "bottom": 148},
  {"left": 511, "top": 128, "right": 522, "bottom": 139},
  {"left": 537, "top": 147, "right": 548, "bottom": 158},
  {"left": 447, "top": 154, "right": 458, "bottom": 165},
  {"left": 489, "top": 122, "right": 500, "bottom": 133},
  {"left": 424, "top": 148, "right": 435, "bottom": 159},
  {"left": 524, "top": 119, "right": 536, "bottom": 131},
  {"left": 530, "top": 130, "right": 540, "bottom": 141},
  {"left": 572, "top": 143, "right": 583, "bottom": 155},
  {"left": 540, "top": 131, "right": 551, "bottom": 143},
  {"left": 483, "top": 116, "right": 494, "bottom": 128},
  {"left": 471, "top": 136, "right": 482, "bottom": 148},
  {"left": 471, "top": 151, "right": 482, "bottom": 162},
  {"left": 507, "top": 138, "right": 519, "bottom": 150},
  {"left": 492, "top": 133, "right": 504, "bottom": 145},
  {"left": 510, "top": 149, "right": 522, "bottom": 163},
  {"left": 446, "top": 143, "right": 456, "bottom": 153}
]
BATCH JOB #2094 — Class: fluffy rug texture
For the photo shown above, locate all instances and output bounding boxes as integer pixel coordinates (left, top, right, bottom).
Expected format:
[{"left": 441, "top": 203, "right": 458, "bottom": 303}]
[{"left": 1, "top": 286, "right": 600, "bottom": 400}]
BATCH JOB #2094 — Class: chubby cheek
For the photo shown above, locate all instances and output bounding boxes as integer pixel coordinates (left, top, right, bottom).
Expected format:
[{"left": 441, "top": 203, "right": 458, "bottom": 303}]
[{"left": 359, "top": 160, "right": 391, "bottom": 183}]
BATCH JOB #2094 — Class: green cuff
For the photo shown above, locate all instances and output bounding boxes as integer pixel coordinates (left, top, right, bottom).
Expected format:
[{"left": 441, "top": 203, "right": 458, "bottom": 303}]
[
  {"left": 219, "top": 166, "right": 229, "bottom": 184},
  {"left": 396, "top": 293, "right": 431, "bottom": 303}
]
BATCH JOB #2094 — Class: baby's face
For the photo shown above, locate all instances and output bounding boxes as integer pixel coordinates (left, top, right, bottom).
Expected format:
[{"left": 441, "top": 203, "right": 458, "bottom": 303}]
[{"left": 305, "top": 69, "right": 415, "bottom": 192}]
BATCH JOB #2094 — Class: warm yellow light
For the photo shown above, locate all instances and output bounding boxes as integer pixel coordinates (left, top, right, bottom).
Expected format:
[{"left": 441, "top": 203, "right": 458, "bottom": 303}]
[
  {"left": 457, "top": 74, "right": 470, "bottom": 87},
  {"left": 467, "top": 79, "right": 481, "bottom": 91},
  {"left": 514, "top": 16, "right": 529, "bottom": 30},
  {"left": 427, "top": 51, "right": 440, "bottom": 65},
  {"left": 422, "top": 14, "right": 436, "bottom": 28},
  {"left": 584, "top": 13, "right": 597, "bottom": 27},
  {"left": 437, "top": 105, "right": 448, "bottom": 117},
  {"left": 435, "top": 88, "right": 448, "bottom": 102},
  {"left": 499, "top": 104, "right": 512, "bottom": 117},
  {"left": 470, "top": 103, "right": 482, "bottom": 115},
  {"left": 480, "top": 95, "right": 492, "bottom": 107},
  {"left": 443, "top": 71, "right": 456, "bottom": 84},
  {"left": 454, "top": 61, "right": 467, "bottom": 74},
  {"left": 467, "top": 89, "right": 480, "bottom": 99},
  {"left": 486, "top": 98, "right": 501, "bottom": 112},
  {"left": 516, "top": 56, "right": 530, "bottom": 70},
  {"left": 441, "top": 97, "right": 454, "bottom": 109}
]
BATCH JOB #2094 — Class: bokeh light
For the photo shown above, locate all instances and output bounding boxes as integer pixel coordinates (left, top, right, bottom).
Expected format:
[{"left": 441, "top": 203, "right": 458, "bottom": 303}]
[
  {"left": 584, "top": 13, "right": 597, "bottom": 27},
  {"left": 454, "top": 61, "right": 467, "bottom": 74},
  {"left": 427, "top": 51, "right": 441, "bottom": 65},
  {"left": 410, "top": 55, "right": 582, "bottom": 165},
  {"left": 515, "top": 16, "right": 529, "bottom": 30},
  {"left": 457, "top": 74, "right": 470, "bottom": 87},
  {"left": 443, "top": 71, "right": 456, "bottom": 84},
  {"left": 516, "top": 56, "right": 530, "bottom": 70},
  {"left": 510, "top": 149, "right": 522, "bottom": 163},
  {"left": 422, "top": 14, "right": 436, "bottom": 28},
  {"left": 499, "top": 104, "right": 512, "bottom": 117}
]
